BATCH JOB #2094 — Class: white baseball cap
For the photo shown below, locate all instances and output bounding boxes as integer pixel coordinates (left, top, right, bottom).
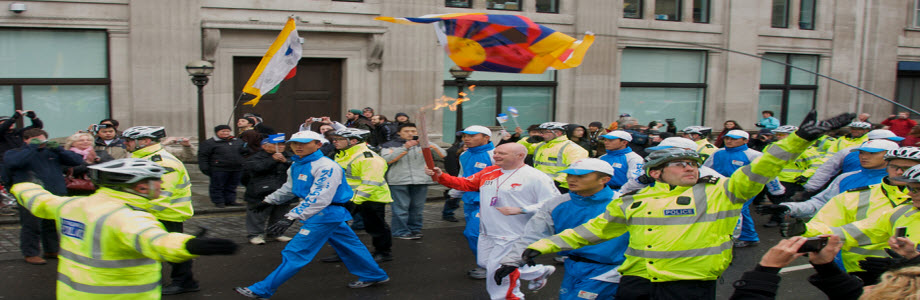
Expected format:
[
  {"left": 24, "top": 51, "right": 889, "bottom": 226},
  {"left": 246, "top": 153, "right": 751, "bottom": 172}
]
[
  {"left": 850, "top": 139, "right": 900, "bottom": 153},
  {"left": 724, "top": 130, "right": 750, "bottom": 139},
  {"left": 647, "top": 137, "right": 699, "bottom": 151},
  {"left": 559, "top": 158, "right": 615, "bottom": 176},
  {"left": 600, "top": 130, "right": 632, "bottom": 142},
  {"left": 460, "top": 125, "right": 492, "bottom": 137},
  {"left": 867, "top": 129, "right": 905, "bottom": 142},
  {"left": 288, "top": 130, "right": 328, "bottom": 144}
]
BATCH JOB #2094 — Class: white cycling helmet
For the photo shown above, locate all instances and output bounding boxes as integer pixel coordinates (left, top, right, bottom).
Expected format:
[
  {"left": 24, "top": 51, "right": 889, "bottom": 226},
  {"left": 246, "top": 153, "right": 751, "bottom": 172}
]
[
  {"left": 538, "top": 122, "right": 568, "bottom": 131},
  {"left": 847, "top": 122, "right": 872, "bottom": 129},
  {"left": 893, "top": 164, "right": 920, "bottom": 183},
  {"left": 121, "top": 126, "right": 166, "bottom": 140},
  {"left": 681, "top": 126, "right": 712, "bottom": 136},
  {"left": 884, "top": 147, "right": 920, "bottom": 162},
  {"left": 331, "top": 128, "right": 371, "bottom": 141},
  {"left": 772, "top": 125, "right": 799, "bottom": 134}
]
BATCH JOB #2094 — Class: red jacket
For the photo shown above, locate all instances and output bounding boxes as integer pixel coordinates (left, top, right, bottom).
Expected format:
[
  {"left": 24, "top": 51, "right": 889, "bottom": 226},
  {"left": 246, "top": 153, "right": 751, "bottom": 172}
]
[{"left": 882, "top": 118, "right": 917, "bottom": 137}]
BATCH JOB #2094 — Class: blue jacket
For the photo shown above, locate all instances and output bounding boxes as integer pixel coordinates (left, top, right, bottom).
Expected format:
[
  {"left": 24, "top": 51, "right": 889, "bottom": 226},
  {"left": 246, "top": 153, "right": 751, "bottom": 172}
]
[
  {"left": 458, "top": 142, "right": 494, "bottom": 205},
  {"left": 2, "top": 144, "right": 83, "bottom": 196},
  {"left": 553, "top": 187, "right": 628, "bottom": 265},
  {"left": 264, "top": 150, "right": 354, "bottom": 223},
  {"left": 758, "top": 117, "right": 780, "bottom": 129},
  {"left": 838, "top": 167, "right": 888, "bottom": 192},
  {"left": 598, "top": 148, "right": 644, "bottom": 189},
  {"left": 705, "top": 144, "right": 762, "bottom": 177},
  {"left": 841, "top": 151, "right": 861, "bottom": 174}
]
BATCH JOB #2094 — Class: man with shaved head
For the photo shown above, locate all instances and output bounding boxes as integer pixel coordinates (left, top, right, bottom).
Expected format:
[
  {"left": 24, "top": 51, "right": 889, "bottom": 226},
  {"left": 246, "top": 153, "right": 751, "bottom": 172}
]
[{"left": 427, "top": 143, "right": 560, "bottom": 299}]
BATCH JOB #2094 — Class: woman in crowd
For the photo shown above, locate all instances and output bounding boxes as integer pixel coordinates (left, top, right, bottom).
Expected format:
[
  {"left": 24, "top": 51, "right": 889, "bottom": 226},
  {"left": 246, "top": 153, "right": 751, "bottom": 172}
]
[
  {"left": 63, "top": 132, "right": 112, "bottom": 195},
  {"left": 715, "top": 120, "right": 743, "bottom": 147}
]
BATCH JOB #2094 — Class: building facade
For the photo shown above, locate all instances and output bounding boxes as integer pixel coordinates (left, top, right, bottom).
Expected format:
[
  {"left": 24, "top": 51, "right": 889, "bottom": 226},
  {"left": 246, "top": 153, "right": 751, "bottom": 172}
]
[{"left": 1, "top": 0, "right": 918, "bottom": 141}]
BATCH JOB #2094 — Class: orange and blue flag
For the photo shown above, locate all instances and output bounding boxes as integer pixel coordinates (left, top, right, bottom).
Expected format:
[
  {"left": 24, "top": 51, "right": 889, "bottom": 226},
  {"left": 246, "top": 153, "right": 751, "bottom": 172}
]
[{"left": 375, "top": 14, "right": 594, "bottom": 74}]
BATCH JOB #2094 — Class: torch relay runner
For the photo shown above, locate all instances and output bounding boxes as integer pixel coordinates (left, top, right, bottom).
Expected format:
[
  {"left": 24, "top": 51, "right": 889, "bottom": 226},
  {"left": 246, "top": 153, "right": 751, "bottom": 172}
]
[
  {"left": 425, "top": 143, "right": 560, "bottom": 300},
  {"left": 521, "top": 111, "right": 856, "bottom": 300}
]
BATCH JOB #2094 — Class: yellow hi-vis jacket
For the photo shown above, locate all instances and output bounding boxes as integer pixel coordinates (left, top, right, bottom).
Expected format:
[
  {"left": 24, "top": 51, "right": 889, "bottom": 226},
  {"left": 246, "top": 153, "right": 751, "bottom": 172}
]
[
  {"left": 823, "top": 135, "right": 868, "bottom": 155},
  {"left": 813, "top": 135, "right": 834, "bottom": 154},
  {"left": 334, "top": 143, "right": 393, "bottom": 205},
  {"left": 695, "top": 139, "right": 717, "bottom": 161},
  {"left": 518, "top": 138, "right": 538, "bottom": 155},
  {"left": 777, "top": 145, "right": 822, "bottom": 183},
  {"left": 533, "top": 136, "right": 588, "bottom": 188},
  {"left": 818, "top": 203, "right": 920, "bottom": 261},
  {"left": 131, "top": 144, "right": 193, "bottom": 222},
  {"left": 527, "top": 134, "right": 812, "bottom": 282},
  {"left": 803, "top": 181, "right": 911, "bottom": 272},
  {"left": 13, "top": 183, "right": 197, "bottom": 300}
]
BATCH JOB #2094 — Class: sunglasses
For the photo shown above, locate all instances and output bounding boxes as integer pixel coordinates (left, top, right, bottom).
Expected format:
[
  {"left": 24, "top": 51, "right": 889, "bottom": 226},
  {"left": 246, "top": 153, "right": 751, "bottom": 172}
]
[
  {"left": 889, "top": 164, "right": 915, "bottom": 172},
  {"left": 665, "top": 161, "right": 700, "bottom": 168}
]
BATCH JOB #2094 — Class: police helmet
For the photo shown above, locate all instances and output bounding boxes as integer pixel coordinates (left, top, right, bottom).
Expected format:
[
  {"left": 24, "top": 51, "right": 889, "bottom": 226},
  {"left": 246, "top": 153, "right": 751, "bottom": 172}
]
[
  {"left": 88, "top": 158, "right": 166, "bottom": 186},
  {"left": 643, "top": 148, "right": 703, "bottom": 175},
  {"left": 772, "top": 125, "right": 799, "bottom": 134},
  {"left": 893, "top": 164, "right": 920, "bottom": 183},
  {"left": 848, "top": 122, "right": 872, "bottom": 129},
  {"left": 885, "top": 147, "right": 920, "bottom": 161},
  {"left": 121, "top": 126, "right": 166, "bottom": 140},
  {"left": 538, "top": 122, "right": 568, "bottom": 131},
  {"left": 331, "top": 128, "right": 371, "bottom": 141},
  {"left": 681, "top": 126, "right": 712, "bottom": 137}
]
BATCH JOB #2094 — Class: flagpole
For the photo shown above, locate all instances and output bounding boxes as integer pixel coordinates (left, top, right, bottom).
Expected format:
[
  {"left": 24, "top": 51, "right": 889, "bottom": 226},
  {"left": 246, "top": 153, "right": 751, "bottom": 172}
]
[{"left": 226, "top": 92, "right": 247, "bottom": 126}]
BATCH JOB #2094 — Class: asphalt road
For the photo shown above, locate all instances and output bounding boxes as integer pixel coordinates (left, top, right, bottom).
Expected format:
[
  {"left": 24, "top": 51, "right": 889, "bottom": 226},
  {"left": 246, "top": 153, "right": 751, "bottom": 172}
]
[{"left": 0, "top": 212, "right": 827, "bottom": 300}]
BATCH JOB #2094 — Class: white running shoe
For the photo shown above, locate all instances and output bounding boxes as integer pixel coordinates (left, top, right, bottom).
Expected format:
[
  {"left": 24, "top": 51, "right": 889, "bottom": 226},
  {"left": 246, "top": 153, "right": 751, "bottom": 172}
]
[
  {"left": 528, "top": 266, "right": 556, "bottom": 291},
  {"left": 467, "top": 267, "right": 487, "bottom": 279},
  {"left": 249, "top": 236, "right": 266, "bottom": 245},
  {"left": 274, "top": 236, "right": 292, "bottom": 242}
]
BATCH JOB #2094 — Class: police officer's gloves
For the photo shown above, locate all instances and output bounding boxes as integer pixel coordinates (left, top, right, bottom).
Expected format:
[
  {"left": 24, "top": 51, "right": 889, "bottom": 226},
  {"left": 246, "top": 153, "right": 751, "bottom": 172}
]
[
  {"left": 779, "top": 218, "right": 806, "bottom": 237},
  {"left": 795, "top": 110, "right": 857, "bottom": 141},
  {"left": 755, "top": 204, "right": 790, "bottom": 216},
  {"left": 522, "top": 248, "right": 542, "bottom": 267},
  {"left": 250, "top": 201, "right": 273, "bottom": 213},
  {"left": 266, "top": 217, "right": 295, "bottom": 237},
  {"left": 794, "top": 176, "right": 809, "bottom": 185},
  {"left": 494, "top": 265, "right": 518, "bottom": 285},
  {"left": 185, "top": 237, "right": 238, "bottom": 255},
  {"left": 636, "top": 174, "right": 654, "bottom": 185},
  {"left": 860, "top": 249, "right": 920, "bottom": 275}
]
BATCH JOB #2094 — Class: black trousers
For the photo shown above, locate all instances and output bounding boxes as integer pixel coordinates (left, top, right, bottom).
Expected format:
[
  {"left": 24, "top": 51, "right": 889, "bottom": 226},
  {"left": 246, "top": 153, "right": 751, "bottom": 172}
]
[
  {"left": 356, "top": 201, "right": 392, "bottom": 255},
  {"left": 160, "top": 220, "right": 198, "bottom": 288},
  {"left": 617, "top": 275, "right": 717, "bottom": 300},
  {"left": 19, "top": 206, "right": 59, "bottom": 257}
]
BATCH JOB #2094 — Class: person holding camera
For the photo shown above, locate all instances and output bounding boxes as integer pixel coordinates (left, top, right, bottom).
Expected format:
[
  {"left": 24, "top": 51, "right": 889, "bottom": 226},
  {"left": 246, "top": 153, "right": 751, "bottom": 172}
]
[
  {"left": 0, "top": 110, "right": 42, "bottom": 164},
  {"left": 92, "top": 123, "right": 129, "bottom": 159},
  {"left": 380, "top": 123, "right": 445, "bottom": 240}
]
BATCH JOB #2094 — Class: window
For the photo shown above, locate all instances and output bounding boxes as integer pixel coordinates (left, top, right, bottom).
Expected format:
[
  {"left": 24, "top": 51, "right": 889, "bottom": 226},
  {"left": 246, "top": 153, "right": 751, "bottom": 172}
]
[
  {"left": 772, "top": 0, "right": 790, "bottom": 28},
  {"left": 799, "top": 0, "right": 816, "bottom": 30},
  {"left": 619, "top": 48, "right": 707, "bottom": 130},
  {"left": 693, "top": 0, "right": 710, "bottom": 23},
  {"left": 916, "top": 0, "right": 920, "bottom": 27},
  {"left": 895, "top": 62, "right": 920, "bottom": 114},
  {"left": 0, "top": 29, "right": 110, "bottom": 138},
  {"left": 759, "top": 53, "right": 819, "bottom": 125},
  {"left": 654, "top": 0, "right": 681, "bottom": 21},
  {"left": 623, "top": 0, "right": 642, "bottom": 19},
  {"left": 536, "top": 0, "right": 558, "bottom": 13},
  {"left": 446, "top": 0, "right": 472, "bottom": 8},
  {"left": 487, "top": 0, "right": 521, "bottom": 10},
  {"left": 442, "top": 59, "right": 555, "bottom": 143}
]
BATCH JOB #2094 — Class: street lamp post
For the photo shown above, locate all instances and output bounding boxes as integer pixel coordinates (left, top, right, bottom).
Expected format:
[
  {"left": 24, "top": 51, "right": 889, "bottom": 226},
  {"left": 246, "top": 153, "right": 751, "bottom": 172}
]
[
  {"left": 185, "top": 60, "right": 214, "bottom": 145},
  {"left": 449, "top": 66, "right": 472, "bottom": 133}
]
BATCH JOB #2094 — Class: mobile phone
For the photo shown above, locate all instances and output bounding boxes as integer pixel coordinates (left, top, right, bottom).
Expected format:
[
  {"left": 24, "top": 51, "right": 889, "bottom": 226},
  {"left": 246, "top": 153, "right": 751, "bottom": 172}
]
[
  {"left": 312, "top": 118, "right": 322, "bottom": 122},
  {"left": 797, "top": 237, "right": 829, "bottom": 253},
  {"left": 896, "top": 226, "right": 908, "bottom": 238},
  {"left": 412, "top": 136, "right": 419, "bottom": 140}
]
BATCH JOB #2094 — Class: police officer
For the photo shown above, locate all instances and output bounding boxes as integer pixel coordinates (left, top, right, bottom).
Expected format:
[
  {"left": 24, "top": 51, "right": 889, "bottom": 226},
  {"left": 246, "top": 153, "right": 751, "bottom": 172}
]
[
  {"left": 11, "top": 158, "right": 237, "bottom": 300},
  {"left": 618, "top": 137, "right": 724, "bottom": 194},
  {"left": 521, "top": 111, "right": 855, "bottom": 300},
  {"left": 681, "top": 126, "right": 717, "bottom": 161},
  {"left": 329, "top": 128, "right": 394, "bottom": 262},
  {"left": 533, "top": 122, "right": 589, "bottom": 193},
  {"left": 121, "top": 126, "right": 197, "bottom": 295},
  {"left": 236, "top": 131, "right": 388, "bottom": 299},
  {"left": 823, "top": 121, "right": 871, "bottom": 154}
]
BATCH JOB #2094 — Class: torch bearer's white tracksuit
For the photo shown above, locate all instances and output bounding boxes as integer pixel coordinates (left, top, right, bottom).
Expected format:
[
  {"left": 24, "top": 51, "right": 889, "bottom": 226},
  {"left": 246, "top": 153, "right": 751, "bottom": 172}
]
[{"left": 436, "top": 165, "right": 560, "bottom": 299}]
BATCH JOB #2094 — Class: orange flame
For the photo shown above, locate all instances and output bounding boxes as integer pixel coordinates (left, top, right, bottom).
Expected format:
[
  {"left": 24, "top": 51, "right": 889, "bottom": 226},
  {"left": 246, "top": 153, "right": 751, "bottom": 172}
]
[{"left": 423, "top": 85, "right": 479, "bottom": 111}]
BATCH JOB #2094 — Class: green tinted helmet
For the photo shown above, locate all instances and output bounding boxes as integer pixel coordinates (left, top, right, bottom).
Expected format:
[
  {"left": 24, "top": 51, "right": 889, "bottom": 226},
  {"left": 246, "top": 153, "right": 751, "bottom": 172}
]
[{"left": 643, "top": 148, "right": 703, "bottom": 175}]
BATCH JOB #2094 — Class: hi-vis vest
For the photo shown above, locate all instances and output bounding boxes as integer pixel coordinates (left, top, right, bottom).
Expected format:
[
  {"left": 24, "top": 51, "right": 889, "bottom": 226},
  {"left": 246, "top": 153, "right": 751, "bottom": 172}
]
[
  {"left": 533, "top": 136, "right": 588, "bottom": 188},
  {"left": 334, "top": 143, "right": 393, "bottom": 205},
  {"left": 13, "top": 183, "right": 196, "bottom": 300},
  {"left": 132, "top": 144, "right": 193, "bottom": 222},
  {"left": 695, "top": 139, "right": 717, "bottom": 161},
  {"left": 804, "top": 182, "right": 911, "bottom": 272},
  {"left": 777, "top": 145, "right": 821, "bottom": 183},
  {"left": 528, "top": 134, "right": 812, "bottom": 282}
]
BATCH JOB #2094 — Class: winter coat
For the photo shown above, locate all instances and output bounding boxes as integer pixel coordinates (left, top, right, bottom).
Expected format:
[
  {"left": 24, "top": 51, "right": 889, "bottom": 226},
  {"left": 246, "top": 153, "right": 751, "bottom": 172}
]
[
  {"left": 197, "top": 137, "right": 245, "bottom": 175},
  {"left": 241, "top": 150, "right": 294, "bottom": 203}
]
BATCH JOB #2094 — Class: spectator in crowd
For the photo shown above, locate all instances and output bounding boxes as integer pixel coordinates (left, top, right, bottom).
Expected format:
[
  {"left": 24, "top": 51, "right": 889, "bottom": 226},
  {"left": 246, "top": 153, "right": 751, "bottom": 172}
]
[
  {"left": 903, "top": 125, "right": 920, "bottom": 146},
  {"left": 714, "top": 120, "right": 742, "bottom": 147},
  {"left": 883, "top": 112, "right": 918, "bottom": 138},
  {"left": 394, "top": 112, "right": 410, "bottom": 126},
  {"left": 380, "top": 123, "right": 446, "bottom": 240},
  {"left": 647, "top": 120, "right": 665, "bottom": 132},
  {"left": 363, "top": 107, "right": 375, "bottom": 119},
  {"left": 858, "top": 113, "right": 871, "bottom": 123},
  {"left": 3, "top": 128, "right": 83, "bottom": 265},
  {"left": 92, "top": 123, "right": 128, "bottom": 159},
  {"left": 756, "top": 110, "right": 780, "bottom": 130},
  {"left": 242, "top": 134, "right": 294, "bottom": 245},
  {"left": 344, "top": 109, "right": 373, "bottom": 131},
  {"left": 239, "top": 130, "right": 265, "bottom": 157},
  {"left": 64, "top": 132, "right": 113, "bottom": 195},
  {"left": 0, "top": 110, "right": 42, "bottom": 163},
  {"left": 197, "top": 125, "right": 245, "bottom": 208},
  {"left": 98, "top": 118, "right": 119, "bottom": 130},
  {"left": 369, "top": 114, "right": 397, "bottom": 148},
  {"left": 243, "top": 113, "right": 276, "bottom": 136},
  {"left": 565, "top": 124, "right": 593, "bottom": 156},
  {"left": 587, "top": 121, "right": 606, "bottom": 157},
  {"left": 498, "top": 127, "right": 522, "bottom": 145},
  {"left": 749, "top": 129, "right": 774, "bottom": 152},
  {"left": 237, "top": 117, "right": 257, "bottom": 134},
  {"left": 441, "top": 131, "right": 464, "bottom": 222}
]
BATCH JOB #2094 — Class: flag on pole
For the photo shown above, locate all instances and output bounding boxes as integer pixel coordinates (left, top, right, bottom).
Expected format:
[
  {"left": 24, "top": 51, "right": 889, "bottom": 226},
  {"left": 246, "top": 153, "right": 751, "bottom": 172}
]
[
  {"left": 497, "top": 113, "right": 509, "bottom": 123},
  {"left": 375, "top": 14, "right": 594, "bottom": 74},
  {"left": 507, "top": 107, "right": 519, "bottom": 118},
  {"left": 242, "top": 17, "right": 303, "bottom": 106}
]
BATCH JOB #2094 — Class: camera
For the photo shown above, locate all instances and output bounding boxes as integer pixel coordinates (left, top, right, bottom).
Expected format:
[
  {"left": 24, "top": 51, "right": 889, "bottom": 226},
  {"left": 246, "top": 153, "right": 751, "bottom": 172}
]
[
  {"left": 665, "top": 118, "right": 675, "bottom": 124},
  {"left": 412, "top": 136, "right": 419, "bottom": 140},
  {"left": 797, "top": 237, "right": 829, "bottom": 253},
  {"left": 312, "top": 118, "right": 322, "bottom": 122},
  {"left": 896, "top": 226, "right": 908, "bottom": 238}
]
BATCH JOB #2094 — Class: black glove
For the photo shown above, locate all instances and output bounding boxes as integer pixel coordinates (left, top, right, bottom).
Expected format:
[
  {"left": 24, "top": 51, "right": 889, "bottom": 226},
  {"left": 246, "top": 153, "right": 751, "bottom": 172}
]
[
  {"left": 755, "top": 204, "right": 790, "bottom": 215},
  {"left": 494, "top": 265, "right": 518, "bottom": 285},
  {"left": 794, "top": 176, "right": 808, "bottom": 185},
  {"left": 266, "top": 217, "right": 295, "bottom": 236},
  {"left": 860, "top": 249, "right": 905, "bottom": 275},
  {"left": 10, "top": 111, "right": 21, "bottom": 120},
  {"left": 780, "top": 217, "right": 807, "bottom": 237},
  {"left": 521, "top": 248, "right": 542, "bottom": 267},
  {"left": 795, "top": 110, "right": 857, "bottom": 141},
  {"left": 24, "top": 111, "right": 36, "bottom": 119},
  {"left": 636, "top": 174, "right": 654, "bottom": 185},
  {"left": 185, "top": 237, "right": 238, "bottom": 255},
  {"left": 250, "top": 201, "right": 273, "bottom": 213}
]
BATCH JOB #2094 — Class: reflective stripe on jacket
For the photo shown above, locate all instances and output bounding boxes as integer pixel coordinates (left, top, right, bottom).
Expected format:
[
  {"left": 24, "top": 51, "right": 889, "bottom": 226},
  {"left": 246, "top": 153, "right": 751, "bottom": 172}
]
[
  {"left": 817, "top": 204, "right": 920, "bottom": 262},
  {"left": 334, "top": 143, "right": 392, "bottom": 205},
  {"left": 13, "top": 183, "right": 196, "bottom": 300},
  {"left": 777, "top": 145, "right": 821, "bottom": 182},
  {"left": 533, "top": 136, "right": 588, "bottom": 188},
  {"left": 696, "top": 139, "right": 718, "bottom": 161},
  {"left": 527, "top": 134, "right": 812, "bottom": 282},
  {"left": 131, "top": 144, "right": 193, "bottom": 222}
]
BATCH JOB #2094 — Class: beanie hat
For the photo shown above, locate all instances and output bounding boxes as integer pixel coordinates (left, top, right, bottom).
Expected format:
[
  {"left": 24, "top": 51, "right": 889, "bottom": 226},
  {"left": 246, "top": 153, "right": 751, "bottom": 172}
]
[
  {"left": 395, "top": 112, "right": 409, "bottom": 118},
  {"left": 214, "top": 125, "right": 232, "bottom": 133},
  {"left": 348, "top": 109, "right": 362, "bottom": 115}
]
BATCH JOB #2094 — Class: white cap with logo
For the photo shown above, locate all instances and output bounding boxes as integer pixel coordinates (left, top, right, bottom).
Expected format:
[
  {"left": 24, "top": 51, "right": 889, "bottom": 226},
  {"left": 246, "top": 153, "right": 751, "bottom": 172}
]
[
  {"left": 559, "top": 158, "right": 615, "bottom": 176},
  {"left": 600, "top": 130, "right": 633, "bottom": 142},
  {"left": 460, "top": 125, "right": 492, "bottom": 137},
  {"left": 288, "top": 130, "right": 328, "bottom": 144},
  {"left": 850, "top": 139, "right": 900, "bottom": 153},
  {"left": 724, "top": 130, "right": 750, "bottom": 139}
]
